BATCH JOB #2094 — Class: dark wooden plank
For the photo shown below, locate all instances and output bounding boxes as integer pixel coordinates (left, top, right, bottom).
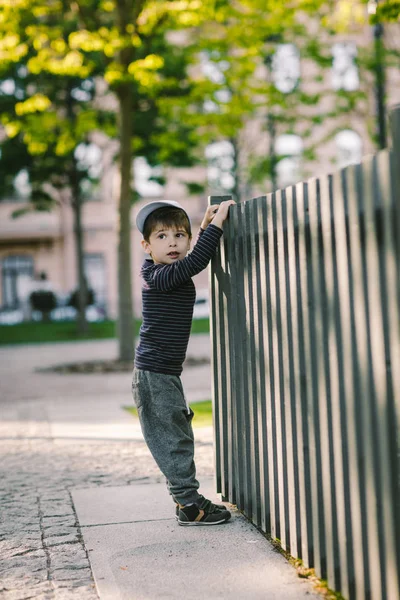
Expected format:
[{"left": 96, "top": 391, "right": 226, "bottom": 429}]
[
  {"left": 226, "top": 205, "right": 241, "bottom": 506},
  {"left": 292, "top": 182, "right": 315, "bottom": 567},
  {"left": 367, "top": 153, "right": 399, "bottom": 599},
  {"left": 252, "top": 196, "right": 271, "bottom": 533},
  {"left": 245, "top": 198, "right": 262, "bottom": 526},
  {"left": 270, "top": 188, "right": 288, "bottom": 545},
  {"left": 232, "top": 203, "right": 248, "bottom": 511},
  {"left": 328, "top": 170, "right": 356, "bottom": 596},
  {"left": 265, "top": 190, "right": 281, "bottom": 541},
  {"left": 217, "top": 223, "right": 230, "bottom": 501},
  {"left": 305, "top": 178, "right": 327, "bottom": 580},
  {"left": 238, "top": 201, "right": 253, "bottom": 518},
  {"left": 259, "top": 196, "right": 276, "bottom": 536},
  {"left": 274, "top": 188, "right": 295, "bottom": 553},
  {"left": 221, "top": 216, "right": 235, "bottom": 504},
  {"left": 283, "top": 185, "right": 304, "bottom": 560},
  {"left": 208, "top": 198, "right": 222, "bottom": 494},
  {"left": 333, "top": 166, "right": 373, "bottom": 599},
  {"left": 214, "top": 247, "right": 225, "bottom": 497},
  {"left": 296, "top": 180, "right": 325, "bottom": 578},
  {"left": 315, "top": 175, "right": 343, "bottom": 593},
  {"left": 341, "top": 164, "right": 376, "bottom": 599},
  {"left": 356, "top": 156, "right": 390, "bottom": 600},
  {"left": 208, "top": 194, "right": 233, "bottom": 497},
  {"left": 382, "top": 149, "right": 400, "bottom": 590}
]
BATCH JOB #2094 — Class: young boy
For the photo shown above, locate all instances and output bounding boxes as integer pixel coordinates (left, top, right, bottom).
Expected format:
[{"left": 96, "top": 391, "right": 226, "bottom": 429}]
[{"left": 133, "top": 198, "right": 235, "bottom": 525}]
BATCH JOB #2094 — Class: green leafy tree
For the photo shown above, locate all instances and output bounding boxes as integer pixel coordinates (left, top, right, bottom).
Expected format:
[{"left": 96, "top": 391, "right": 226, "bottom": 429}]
[
  {"left": 370, "top": 0, "right": 400, "bottom": 23},
  {"left": 67, "top": 0, "right": 213, "bottom": 360},
  {"left": 162, "top": 0, "right": 337, "bottom": 197},
  {"left": 0, "top": 1, "right": 107, "bottom": 333},
  {"left": 0, "top": 0, "right": 210, "bottom": 359},
  {"left": 0, "top": 71, "right": 101, "bottom": 333},
  {"left": 180, "top": 0, "right": 396, "bottom": 197}
]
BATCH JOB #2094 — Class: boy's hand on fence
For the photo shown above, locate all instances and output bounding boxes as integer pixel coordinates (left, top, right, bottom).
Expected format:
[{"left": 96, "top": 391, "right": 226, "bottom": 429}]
[
  {"left": 200, "top": 205, "right": 220, "bottom": 230},
  {"left": 208, "top": 200, "right": 236, "bottom": 230}
]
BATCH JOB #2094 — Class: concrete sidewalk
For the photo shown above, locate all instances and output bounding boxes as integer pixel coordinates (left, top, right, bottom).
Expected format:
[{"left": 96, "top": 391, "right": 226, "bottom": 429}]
[
  {"left": 71, "top": 481, "right": 318, "bottom": 600},
  {"left": 0, "top": 337, "right": 320, "bottom": 599}
]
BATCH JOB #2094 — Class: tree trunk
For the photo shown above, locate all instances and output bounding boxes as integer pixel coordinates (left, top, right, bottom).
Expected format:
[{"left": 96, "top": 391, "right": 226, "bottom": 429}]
[
  {"left": 116, "top": 83, "right": 135, "bottom": 361},
  {"left": 65, "top": 82, "right": 88, "bottom": 335},
  {"left": 114, "top": 0, "right": 144, "bottom": 361},
  {"left": 72, "top": 180, "right": 88, "bottom": 335}
]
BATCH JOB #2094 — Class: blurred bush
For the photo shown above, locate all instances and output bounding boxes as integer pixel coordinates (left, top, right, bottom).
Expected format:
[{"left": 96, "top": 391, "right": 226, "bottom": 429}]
[
  {"left": 29, "top": 290, "right": 57, "bottom": 322},
  {"left": 68, "top": 288, "right": 95, "bottom": 310}
]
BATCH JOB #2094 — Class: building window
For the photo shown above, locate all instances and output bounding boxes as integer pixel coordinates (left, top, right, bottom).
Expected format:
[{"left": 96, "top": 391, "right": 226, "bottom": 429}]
[
  {"left": 84, "top": 254, "right": 107, "bottom": 309},
  {"left": 272, "top": 44, "right": 300, "bottom": 93},
  {"left": 205, "top": 141, "right": 235, "bottom": 193},
  {"left": 134, "top": 157, "right": 164, "bottom": 198},
  {"left": 1, "top": 255, "right": 34, "bottom": 309},
  {"left": 331, "top": 42, "right": 359, "bottom": 91},
  {"left": 335, "top": 130, "right": 363, "bottom": 168},
  {"left": 275, "top": 134, "right": 303, "bottom": 188}
]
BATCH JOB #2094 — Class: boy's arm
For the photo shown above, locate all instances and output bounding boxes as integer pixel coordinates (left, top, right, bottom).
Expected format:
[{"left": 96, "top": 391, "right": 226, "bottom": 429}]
[{"left": 144, "top": 224, "right": 223, "bottom": 292}]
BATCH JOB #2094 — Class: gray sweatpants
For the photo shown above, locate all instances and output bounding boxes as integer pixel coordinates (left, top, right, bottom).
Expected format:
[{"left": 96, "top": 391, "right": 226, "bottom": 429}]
[{"left": 132, "top": 368, "right": 201, "bottom": 505}]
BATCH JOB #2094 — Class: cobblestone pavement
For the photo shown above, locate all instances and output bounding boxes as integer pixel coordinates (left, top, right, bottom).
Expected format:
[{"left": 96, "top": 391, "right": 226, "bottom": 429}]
[{"left": 0, "top": 340, "right": 214, "bottom": 600}]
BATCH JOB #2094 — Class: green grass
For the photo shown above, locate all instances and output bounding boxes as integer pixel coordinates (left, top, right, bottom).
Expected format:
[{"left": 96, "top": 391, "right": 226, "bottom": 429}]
[
  {"left": 0, "top": 317, "right": 209, "bottom": 345},
  {"left": 190, "top": 318, "right": 210, "bottom": 335},
  {"left": 0, "top": 320, "right": 118, "bottom": 345},
  {"left": 125, "top": 399, "right": 213, "bottom": 428}
]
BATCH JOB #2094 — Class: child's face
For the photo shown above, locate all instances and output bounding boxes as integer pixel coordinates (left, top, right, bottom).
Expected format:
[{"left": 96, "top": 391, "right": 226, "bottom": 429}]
[{"left": 141, "top": 225, "right": 191, "bottom": 265}]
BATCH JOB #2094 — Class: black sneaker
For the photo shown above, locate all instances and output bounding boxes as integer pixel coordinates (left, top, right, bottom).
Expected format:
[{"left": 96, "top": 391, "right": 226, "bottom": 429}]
[
  {"left": 174, "top": 495, "right": 226, "bottom": 519},
  {"left": 177, "top": 497, "right": 231, "bottom": 526}
]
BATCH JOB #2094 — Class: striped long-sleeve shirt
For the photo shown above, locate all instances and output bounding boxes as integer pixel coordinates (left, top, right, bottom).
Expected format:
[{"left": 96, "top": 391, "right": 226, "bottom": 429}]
[{"left": 135, "top": 224, "right": 223, "bottom": 375}]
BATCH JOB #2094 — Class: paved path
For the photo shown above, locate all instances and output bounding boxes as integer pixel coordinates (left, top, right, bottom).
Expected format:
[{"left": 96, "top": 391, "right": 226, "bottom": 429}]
[{"left": 0, "top": 337, "right": 320, "bottom": 600}]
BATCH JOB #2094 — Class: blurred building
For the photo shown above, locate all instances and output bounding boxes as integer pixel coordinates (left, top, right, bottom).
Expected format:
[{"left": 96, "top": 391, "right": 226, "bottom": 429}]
[
  {"left": 0, "top": 19, "right": 398, "bottom": 319},
  {"left": 0, "top": 162, "right": 209, "bottom": 319}
]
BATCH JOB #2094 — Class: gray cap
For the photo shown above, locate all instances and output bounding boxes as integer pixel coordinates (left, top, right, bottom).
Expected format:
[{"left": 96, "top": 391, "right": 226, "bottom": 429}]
[{"left": 135, "top": 200, "right": 190, "bottom": 234}]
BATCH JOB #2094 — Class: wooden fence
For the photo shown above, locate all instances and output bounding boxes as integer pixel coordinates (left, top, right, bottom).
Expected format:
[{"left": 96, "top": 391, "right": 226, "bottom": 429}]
[{"left": 209, "top": 105, "right": 400, "bottom": 600}]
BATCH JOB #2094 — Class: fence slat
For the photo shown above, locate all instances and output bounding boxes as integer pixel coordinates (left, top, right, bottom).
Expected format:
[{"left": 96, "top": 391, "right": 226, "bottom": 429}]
[
  {"left": 378, "top": 150, "right": 400, "bottom": 592},
  {"left": 268, "top": 190, "right": 284, "bottom": 541},
  {"left": 245, "top": 198, "right": 262, "bottom": 526},
  {"left": 306, "top": 178, "right": 328, "bottom": 580},
  {"left": 274, "top": 189, "right": 296, "bottom": 553},
  {"left": 223, "top": 217, "right": 236, "bottom": 504},
  {"left": 282, "top": 186, "right": 302, "bottom": 560},
  {"left": 314, "top": 176, "right": 340, "bottom": 589},
  {"left": 209, "top": 228, "right": 221, "bottom": 495},
  {"left": 344, "top": 164, "right": 375, "bottom": 599},
  {"left": 323, "top": 172, "right": 353, "bottom": 597},
  {"left": 226, "top": 206, "right": 240, "bottom": 505},
  {"left": 209, "top": 194, "right": 232, "bottom": 498},
  {"left": 219, "top": 228, "right": 231, "bottom": 500},
  {"left": 364, "top": 154, "right": 399, "bottom": 600},
  {"left": 243, "top": 200, "right": 258, "bottom": 524},
  {"left": 253, "top": 196, "right": 270, "bottom": 532},
  {"left": 292, "top": 182, "right": 314, "bottom": 567},
  {"left": 259, "top": 198, "right": 277, "bottom": 534}
]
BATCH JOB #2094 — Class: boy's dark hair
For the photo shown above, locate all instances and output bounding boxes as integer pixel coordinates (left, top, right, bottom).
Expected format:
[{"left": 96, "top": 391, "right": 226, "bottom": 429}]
[{"left": 143, "top": 206, "right": 191, "bottom": 242}]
